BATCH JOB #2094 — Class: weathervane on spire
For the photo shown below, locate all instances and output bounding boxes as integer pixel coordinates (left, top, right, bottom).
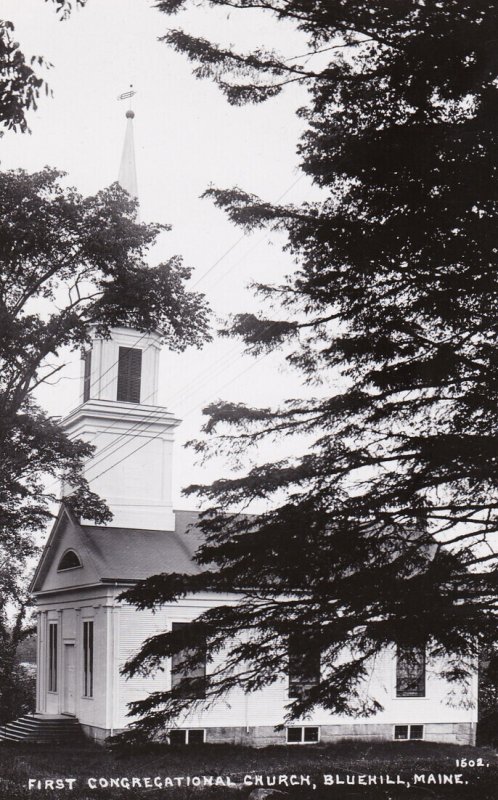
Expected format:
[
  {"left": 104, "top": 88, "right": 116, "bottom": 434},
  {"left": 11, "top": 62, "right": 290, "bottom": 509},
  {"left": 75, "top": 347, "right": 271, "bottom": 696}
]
[{"left": 117, "top": 85, "right": 137, "bottom": 118}]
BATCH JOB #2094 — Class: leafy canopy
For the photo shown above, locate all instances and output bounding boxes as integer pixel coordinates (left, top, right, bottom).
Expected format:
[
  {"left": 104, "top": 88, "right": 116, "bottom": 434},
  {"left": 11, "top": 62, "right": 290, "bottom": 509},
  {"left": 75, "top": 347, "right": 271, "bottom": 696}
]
[
  {"left": 0, "top": 166, "right": 209, "bottom": 573},
  {"left": 120, "top": 0, "right": 498, "bottom": 737},
  {"left": 0, "top": 559, "right": 36, "bottom": 725},
  {"left": 1, "top": 1, "right": 88, "bottom": 133}
]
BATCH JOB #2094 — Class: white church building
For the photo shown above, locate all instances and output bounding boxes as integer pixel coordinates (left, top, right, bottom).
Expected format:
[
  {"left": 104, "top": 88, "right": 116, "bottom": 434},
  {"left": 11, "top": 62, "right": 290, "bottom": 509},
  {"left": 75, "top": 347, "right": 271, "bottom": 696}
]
[{"left": 26, "top": 111, "right": 478, "bottom": 746}]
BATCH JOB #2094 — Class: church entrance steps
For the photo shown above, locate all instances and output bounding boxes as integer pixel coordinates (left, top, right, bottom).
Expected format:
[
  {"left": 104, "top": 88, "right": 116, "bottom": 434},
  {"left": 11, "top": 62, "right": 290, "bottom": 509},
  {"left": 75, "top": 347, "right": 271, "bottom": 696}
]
[{"left": 0, "top": 714, "right": 84, "bottom": 744}]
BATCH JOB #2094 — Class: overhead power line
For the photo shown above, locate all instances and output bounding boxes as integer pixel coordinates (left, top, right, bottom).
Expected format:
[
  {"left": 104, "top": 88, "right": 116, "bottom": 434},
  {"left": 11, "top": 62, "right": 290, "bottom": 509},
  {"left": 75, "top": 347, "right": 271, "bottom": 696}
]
[
  {"left": 87, "top": 350, "right": 270, "bottom": 488},
  {"left": 45, "top": 166, "right": 317, "bottom": 495}
]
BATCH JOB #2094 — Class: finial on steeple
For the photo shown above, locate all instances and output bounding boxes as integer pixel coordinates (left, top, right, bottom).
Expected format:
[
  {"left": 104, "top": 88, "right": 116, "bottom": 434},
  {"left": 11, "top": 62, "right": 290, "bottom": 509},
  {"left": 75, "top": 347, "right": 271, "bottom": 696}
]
[{"left": 118, "top": 86, "right": 138, "bottom": 200}]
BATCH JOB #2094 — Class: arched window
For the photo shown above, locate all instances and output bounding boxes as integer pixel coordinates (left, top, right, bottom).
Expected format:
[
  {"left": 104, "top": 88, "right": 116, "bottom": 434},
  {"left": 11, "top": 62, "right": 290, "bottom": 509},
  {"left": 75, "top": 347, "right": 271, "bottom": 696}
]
[{"left": 57, "top": 549, "right": 82, "bottom": 571}]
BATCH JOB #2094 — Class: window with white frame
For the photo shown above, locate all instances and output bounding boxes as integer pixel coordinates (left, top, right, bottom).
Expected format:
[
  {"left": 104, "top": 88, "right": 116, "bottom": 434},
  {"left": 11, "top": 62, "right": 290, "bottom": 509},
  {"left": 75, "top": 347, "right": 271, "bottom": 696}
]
[
  {"left": 83, "top": 620, "right": 94, "bottom": 698},
  {"left": 286, "top": 726, "right": 320, "bottom": 744},
  {"left": 171, "top": 622, "right": 206, "bottom": 699},
  {"left": 396, "top": 645, "right": 426, "bottom": 697},
  {"left": 48, "top": 622, "right": 58, "bottom": 692},
  {"left": 169, "top": 729, "right": 205, "bottom": 745},
  {"left": 394, "top": 724, "right": 424, "bottom": 740},
  {"left": 288, "top": 631, "right": 320, "bottom": 698}
]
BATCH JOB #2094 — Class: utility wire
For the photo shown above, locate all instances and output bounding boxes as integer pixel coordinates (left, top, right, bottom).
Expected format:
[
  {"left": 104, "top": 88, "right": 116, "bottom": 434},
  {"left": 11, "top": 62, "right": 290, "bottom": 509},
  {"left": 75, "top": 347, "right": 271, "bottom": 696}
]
[
  {"left": 48, "top": 329, "right": 278, "bottom": 495},
  {"left": 84, "top": 341, "right": 256, "bottom": 480},
  {"left": 50, "top": 166, "right": 307, "bottom": 420},
  {"left": 191, "top": 172, "right": 305, "bottom": 295},
  {"left": 67, "top": 336, "right": 242, "bottom": 477},
  {"left": 81, "top": 295, "right": 293, "bottom": 479},
  {"left": 44, "top": 338, "right": 250, "bottom": 492},
  {"left": 49, "top": 237, "right": 302, "bottom": 490},
  {"left": 87, "top": 351, "right": 270, "bottom": 487},
  {"left": 55, "top": 333, "right": 153, "bottom": 420},
  {"left": 47, "top": 167, "right": 313, "bottom": 493},
  {"left": 54, "top": 169, "right": 308, "bottom": 466}
]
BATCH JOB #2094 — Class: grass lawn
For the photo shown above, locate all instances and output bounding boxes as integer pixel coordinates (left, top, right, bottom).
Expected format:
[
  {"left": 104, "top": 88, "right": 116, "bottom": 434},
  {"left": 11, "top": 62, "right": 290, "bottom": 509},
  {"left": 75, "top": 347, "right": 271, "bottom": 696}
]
[{"left": 0, "top": 740, "right": 496, "bottom": 800}]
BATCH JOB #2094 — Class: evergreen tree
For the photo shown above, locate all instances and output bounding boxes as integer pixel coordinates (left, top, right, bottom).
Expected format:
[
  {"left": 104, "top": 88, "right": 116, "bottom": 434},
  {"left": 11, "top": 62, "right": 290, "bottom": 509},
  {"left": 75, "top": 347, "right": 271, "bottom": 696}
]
[{"left": 122, "top": 1, "right": 498, "bottom": 736}]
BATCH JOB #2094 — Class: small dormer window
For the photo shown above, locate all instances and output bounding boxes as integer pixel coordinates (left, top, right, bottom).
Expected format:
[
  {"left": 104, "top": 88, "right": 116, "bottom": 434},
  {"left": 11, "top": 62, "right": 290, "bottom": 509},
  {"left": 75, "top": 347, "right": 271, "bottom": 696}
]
[
  {"left": 57, "top": 549, "right": 82, "bottom": 571},
  {"left": 117, "top": 347, "right": 142, "bottom": 403}
]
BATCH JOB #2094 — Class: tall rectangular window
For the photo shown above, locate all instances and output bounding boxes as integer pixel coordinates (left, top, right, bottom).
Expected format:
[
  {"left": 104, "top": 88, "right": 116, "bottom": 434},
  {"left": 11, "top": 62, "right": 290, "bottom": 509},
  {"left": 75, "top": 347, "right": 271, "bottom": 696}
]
[
  {"left": 83, "top": 349, "right": 92, "bottom": 402},
  {"left": 48, "top": 623, "right": 57, "bottom": 692},
  {"left": 83, "top": 621, "right": 94, "bottom": 698},
  {"left": 396, "top": 645, "right": 426, "bottom": 697},
  {"left": 171, "top": 622, "right": 206, "bottom": 699},
  {"left": 288, "top": 632, "right": 321, "bottom": 698},
  {"left": 116, "top": 347, "right": 142, "bottom": 403}
]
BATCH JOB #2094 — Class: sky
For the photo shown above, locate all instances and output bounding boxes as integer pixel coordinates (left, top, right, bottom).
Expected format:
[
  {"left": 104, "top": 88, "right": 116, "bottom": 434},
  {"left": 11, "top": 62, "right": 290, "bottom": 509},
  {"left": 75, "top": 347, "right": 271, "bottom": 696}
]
[{"left": 2, "top": 0, "right": 323, "bottom": 510}]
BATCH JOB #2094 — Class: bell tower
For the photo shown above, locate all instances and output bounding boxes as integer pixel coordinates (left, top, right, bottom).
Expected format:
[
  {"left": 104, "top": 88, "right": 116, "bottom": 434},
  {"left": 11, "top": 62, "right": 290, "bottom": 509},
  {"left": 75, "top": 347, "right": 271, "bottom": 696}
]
[{"left": 61, "top": 106, "right": 180, "bottom": 531}]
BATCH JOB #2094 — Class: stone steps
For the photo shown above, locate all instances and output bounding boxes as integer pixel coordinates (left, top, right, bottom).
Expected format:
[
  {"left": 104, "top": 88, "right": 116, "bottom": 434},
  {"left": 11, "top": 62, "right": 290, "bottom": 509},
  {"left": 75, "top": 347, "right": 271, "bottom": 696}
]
[{"left": 0, "top": 715, "right": 83, "bottom": 744}]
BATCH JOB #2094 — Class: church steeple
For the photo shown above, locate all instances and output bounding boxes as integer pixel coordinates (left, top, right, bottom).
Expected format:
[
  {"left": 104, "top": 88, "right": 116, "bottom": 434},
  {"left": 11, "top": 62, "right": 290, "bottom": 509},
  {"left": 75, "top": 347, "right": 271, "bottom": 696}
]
[{"left": 118, "top": 108, "right": 138, "bottom": 199}]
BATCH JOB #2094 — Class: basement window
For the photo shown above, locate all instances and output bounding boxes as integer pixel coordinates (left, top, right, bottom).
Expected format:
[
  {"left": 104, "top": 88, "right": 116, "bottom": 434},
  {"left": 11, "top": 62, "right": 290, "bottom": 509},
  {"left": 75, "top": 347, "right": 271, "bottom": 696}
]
[
  {"left": 169, "top": 729, "right": 205, "bottom": 745},
  {"left": 394, "top": 724, "right": 424, "bottom": 741},
  {"left": 57, "top": 550, "right": 82, "bottom": 571},
  {"left": 286, "top": 726, "right": 320, "bottom": 744}
]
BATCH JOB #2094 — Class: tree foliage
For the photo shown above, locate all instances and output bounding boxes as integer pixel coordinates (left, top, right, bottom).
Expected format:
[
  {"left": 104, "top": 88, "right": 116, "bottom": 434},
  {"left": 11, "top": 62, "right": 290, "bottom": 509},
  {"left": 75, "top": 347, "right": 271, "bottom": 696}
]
[
  {"left": 121, "top": 0, "right": 498, "bottom": 736},
  {"left": 0, "top": 563, "right": 36, "bottom": 725},
  {"left": 0, "top": 166, "right": 209, "bottom": 572},
  {"left": 1, "top": 1, "right": 88, "bottom": 133}
]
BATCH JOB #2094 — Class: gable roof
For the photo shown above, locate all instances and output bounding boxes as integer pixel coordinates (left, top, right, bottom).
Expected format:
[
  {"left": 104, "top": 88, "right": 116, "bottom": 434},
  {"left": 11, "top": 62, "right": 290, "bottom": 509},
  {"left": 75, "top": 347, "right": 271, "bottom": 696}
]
[
  {"left": 80, "top": 519, "right": 204, "bottom": 582},
  {"left": 31, "top": 505, "right": 205, "bottom": 594}
]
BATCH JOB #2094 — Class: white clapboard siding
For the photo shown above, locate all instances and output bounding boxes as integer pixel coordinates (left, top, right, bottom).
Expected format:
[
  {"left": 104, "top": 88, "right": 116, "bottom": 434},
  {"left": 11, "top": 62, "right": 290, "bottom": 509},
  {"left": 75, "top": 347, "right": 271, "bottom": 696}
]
[
  {"left": 116, "top": 604, "right": 249, "bottom": 729},
  {"left": 115, "top": 601, "right": 477, "bottom": 732},
  {"left": 116, "top": 608, "right": 169, "bottom": 728}
]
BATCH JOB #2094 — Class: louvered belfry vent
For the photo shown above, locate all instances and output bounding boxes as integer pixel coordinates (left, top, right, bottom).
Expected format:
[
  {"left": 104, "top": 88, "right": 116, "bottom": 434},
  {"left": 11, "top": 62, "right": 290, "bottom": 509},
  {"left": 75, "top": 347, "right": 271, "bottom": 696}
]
[
  {"left": 83, "top": 349, "right": 92, "bottom": 402},
  {"left": 117, "top": 346, "right": 142, "bottom": 403}
]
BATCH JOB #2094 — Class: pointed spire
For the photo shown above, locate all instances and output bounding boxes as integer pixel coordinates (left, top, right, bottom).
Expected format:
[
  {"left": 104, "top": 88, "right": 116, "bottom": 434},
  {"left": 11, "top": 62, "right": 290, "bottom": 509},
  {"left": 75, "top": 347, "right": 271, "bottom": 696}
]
[{"left": 118, "top": 108, "right": 138, "bottom": 199}]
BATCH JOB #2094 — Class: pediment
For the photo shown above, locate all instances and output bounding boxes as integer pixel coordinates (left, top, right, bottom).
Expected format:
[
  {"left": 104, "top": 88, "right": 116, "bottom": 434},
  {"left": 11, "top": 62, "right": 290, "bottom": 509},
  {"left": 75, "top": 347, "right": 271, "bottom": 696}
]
[{"left": 30, "top": 505, "right": 101, "bottom": 594}]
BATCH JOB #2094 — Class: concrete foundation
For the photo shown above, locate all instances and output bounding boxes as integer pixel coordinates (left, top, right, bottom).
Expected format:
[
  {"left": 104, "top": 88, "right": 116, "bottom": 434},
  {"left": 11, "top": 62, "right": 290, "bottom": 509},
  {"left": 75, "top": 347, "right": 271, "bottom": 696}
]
[
  {"left": 204, "top": 723, "right": 476, "bottom": 747},
  {"left": 80, "top": 724, "right": 125, "bottom": 743},
  {"left": 78, "top": 722, "right": 476, "bottom": 747}
]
